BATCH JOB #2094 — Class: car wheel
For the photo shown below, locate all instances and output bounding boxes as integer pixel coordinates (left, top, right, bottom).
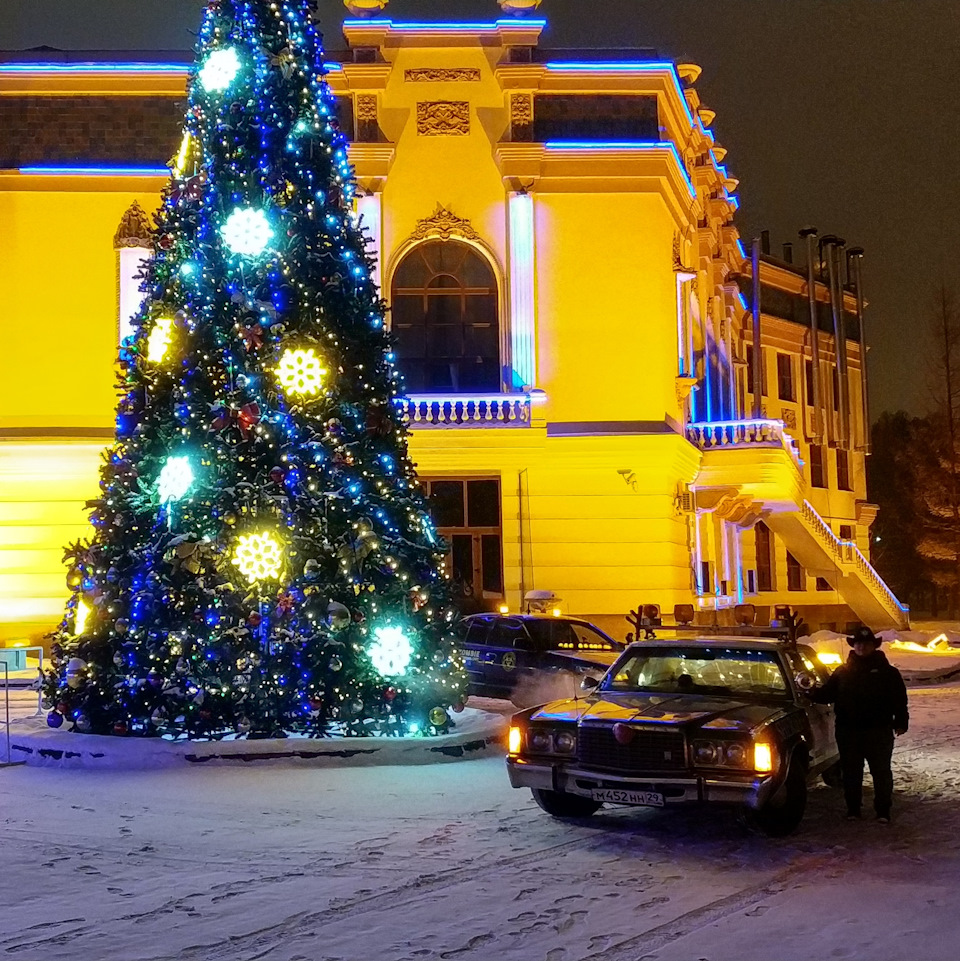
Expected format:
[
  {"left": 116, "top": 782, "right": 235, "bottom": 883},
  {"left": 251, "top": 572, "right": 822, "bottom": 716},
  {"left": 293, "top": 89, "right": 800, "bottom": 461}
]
[
  {"left": 821, "top": 760, "right": 843, "bottom": 788},
  {"left": 532, "top": 789, "right": 602, "bottom": 819},
  {"left": 746, "top": 754, "right": 807, "bottom": 837}
]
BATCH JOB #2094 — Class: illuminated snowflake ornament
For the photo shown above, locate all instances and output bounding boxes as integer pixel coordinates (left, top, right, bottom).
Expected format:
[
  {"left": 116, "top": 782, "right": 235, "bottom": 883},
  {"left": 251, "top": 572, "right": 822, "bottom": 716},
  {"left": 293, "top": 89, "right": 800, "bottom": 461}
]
[
  {"left": 368, "top": 625, "right": 414, "bottom": 678},
  {"left": 156, "top": 455, "right": 194, "bottom": 503},
  {"left": 232, "top": 531, "right": 284, "bottom": 583},
  {"left": 146, "top": 317, "right": 173, "bottom": 363},
  {"left": 276, "top": 347, "right": 327, "bottom": 397},
  {"left": 199, "top": 47, "right": 241, "bottom": 93},
  {"left": 221, "top": 208, "right": 273, "bottom": 257}
]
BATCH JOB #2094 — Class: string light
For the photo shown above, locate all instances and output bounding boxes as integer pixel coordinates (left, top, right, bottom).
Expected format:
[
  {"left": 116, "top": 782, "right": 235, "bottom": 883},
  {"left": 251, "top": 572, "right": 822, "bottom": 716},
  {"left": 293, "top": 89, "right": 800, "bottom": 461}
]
[
  {"left": 276, "top": 347, "right": 327, "bottom": 396},
  {"left": 220, "top": 208, "right": 273, "bottom": 257},
  {"left": 146, "top": 317, "right": 173, "bottom": 362},
  {"left": 232, "top": 531, "right": 284, "bottom": 583},
  {"left": 199, "top": 47, "right": 241, "bottom": 92},
  {"left": 156, "top": 455, "right": 194, "bottom": 503}
]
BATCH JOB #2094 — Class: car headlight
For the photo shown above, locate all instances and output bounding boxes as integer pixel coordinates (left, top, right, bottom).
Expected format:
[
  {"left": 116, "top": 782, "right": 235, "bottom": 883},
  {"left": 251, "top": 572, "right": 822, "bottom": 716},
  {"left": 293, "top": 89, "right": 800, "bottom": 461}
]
[
  {"left": 554, "top": 731, "right": 577, "bottom": 754},
  {"left": 524, "top": 727, "right": 577, "bottom": 756},
  {"left": 753, "top": 742, "right": 774, "bottom": 773},
  {"left": 530, "top": 731, "right": 552, "bottom": 753},
  {"left": 693, "top": 738, "right": 754, "bottom": 769}
]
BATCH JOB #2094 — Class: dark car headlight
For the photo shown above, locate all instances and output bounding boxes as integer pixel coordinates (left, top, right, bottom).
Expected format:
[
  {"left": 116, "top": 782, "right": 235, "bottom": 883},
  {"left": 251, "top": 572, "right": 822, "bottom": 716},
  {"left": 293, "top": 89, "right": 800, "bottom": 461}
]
[
  {"left": 693, "top": 738, "right": 754, "bottom": 770},
  {"left": 525, "top": 727, "right": 577, "bottom": 756}
]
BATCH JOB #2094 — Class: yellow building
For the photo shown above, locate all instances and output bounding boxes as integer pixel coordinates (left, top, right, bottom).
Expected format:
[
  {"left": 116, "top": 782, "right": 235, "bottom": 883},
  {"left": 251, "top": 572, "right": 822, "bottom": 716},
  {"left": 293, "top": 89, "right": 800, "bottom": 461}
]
[{"left": 0, "top": 0, "right": 908, "bottom": 644}]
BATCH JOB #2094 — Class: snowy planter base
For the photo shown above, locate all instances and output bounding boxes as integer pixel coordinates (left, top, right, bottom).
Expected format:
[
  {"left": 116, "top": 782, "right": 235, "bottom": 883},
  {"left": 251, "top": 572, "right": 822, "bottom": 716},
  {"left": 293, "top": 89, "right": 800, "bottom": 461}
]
[{"left": 6, "top": 707, "right": 507, "bottom": 769}]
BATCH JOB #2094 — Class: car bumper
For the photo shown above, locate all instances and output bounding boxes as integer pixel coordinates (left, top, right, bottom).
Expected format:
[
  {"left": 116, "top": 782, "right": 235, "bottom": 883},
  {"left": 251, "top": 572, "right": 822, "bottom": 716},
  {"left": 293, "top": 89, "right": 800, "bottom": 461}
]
[{"left": 506, "top": 756, "right": 778, "bottom": 810}]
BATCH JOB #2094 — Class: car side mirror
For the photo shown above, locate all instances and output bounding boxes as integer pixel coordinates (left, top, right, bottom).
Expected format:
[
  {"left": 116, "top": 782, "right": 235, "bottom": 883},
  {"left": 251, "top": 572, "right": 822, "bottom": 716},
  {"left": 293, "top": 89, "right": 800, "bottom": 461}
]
[
  {"left": 580, "top": 675, "right": 600, "bottom": 692},
  {"left": 794, "top": 671, "right": 819, "bottom": 693}
]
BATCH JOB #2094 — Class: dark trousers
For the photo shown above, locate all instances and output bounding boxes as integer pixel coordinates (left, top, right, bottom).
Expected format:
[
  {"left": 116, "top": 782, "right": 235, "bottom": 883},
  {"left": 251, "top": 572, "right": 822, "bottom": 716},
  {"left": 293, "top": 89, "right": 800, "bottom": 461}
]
[{"left": 835, "top": 726, "right": 895, "bottom": 816}]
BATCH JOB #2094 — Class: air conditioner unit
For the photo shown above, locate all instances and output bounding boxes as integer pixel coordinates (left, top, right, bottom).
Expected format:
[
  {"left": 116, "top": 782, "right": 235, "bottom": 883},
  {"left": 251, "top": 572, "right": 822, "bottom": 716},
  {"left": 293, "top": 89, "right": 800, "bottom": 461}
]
[{"left": 680, "top": 486, "right": 696, "bottom": 513}]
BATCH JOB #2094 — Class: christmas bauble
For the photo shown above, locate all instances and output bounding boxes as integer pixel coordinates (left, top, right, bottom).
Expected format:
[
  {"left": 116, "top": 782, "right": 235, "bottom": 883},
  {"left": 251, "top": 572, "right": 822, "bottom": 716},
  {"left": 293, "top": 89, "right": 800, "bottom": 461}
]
[
  {"left": 223, "top": 511, "right": 238, "bottom": 526},
  {"left": 113, "top": 721, "right": 128, "bottom": 736},
  {"left": 46, "top": 711, "right": 64, "bottom": 729},
  {"left": 269, "top": 466, "right": 287, "bottom": 484},
  {"left": 114, "top": 618, "right": 129, "bottom": 634},
  {"left": 75, "top": 714, "right": 92, "bottom": 733},
  {"left": 383, "top": 686, "right": 397, "bottom": 702},
  {"left": 429, "top": 707, "right": 448, "bottom": 728},
  {"left": 248, "top": 611, "right": 263, "bottom": 628},
  {"left": 329, "top": 655, "right": 343, "bottom": 672},
  {"left": 66, "top": 568, "right": 83, "bottom": 589},
  {"left": 303, "top": 558, "right": 320, "bottom": 579}
]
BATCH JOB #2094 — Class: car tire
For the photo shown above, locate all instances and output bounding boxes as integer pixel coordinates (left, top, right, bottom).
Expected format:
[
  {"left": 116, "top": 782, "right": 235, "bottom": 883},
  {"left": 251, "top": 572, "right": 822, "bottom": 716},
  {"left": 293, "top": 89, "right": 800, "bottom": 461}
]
[
  {"left": 746, "top": 754, "right": 807, "bottom": 837},
  {"left": 532, "top": 789, "right": 602, "bottom": 819},
  {"left": 821, "top": 760, "right": 843, "bottom": 788}
]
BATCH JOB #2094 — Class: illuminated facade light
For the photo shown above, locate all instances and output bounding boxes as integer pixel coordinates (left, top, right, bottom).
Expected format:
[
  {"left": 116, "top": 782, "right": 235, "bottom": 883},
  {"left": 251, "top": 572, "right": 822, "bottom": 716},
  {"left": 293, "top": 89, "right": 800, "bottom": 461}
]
[
  {"left": 18, "top": 166, "right": 169, "bottom": 177},
  {"left": 199, "top": 47, "right": 241, "bottom": 93},
  {"left": 156, "top": 455, "right": 194, "bottom": 503},
  {"left": 146, "top": 317, "right": 173, "bottom": 362},
  {"left": 232, "top": 531, "right": 284, "bottom": 583},
  {"left": 508, "top": 191, "right": 537, "bottom": 389},
  {"left": 355, "top": 193, "right": 382, "bottom": 288},
  {"left": 368, "top": 625, "right": 414, "bottom": 677},
  {"left": 276, "top": 347, "right": 327, "bottom": 397},
  {"left": 221, "top": 208, "right": 273, "bottom": 257}
]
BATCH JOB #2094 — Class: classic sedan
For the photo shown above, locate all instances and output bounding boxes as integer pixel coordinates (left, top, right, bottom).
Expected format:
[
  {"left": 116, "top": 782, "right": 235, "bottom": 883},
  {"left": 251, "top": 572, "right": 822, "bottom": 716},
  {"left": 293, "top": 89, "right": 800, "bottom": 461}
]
[{"left": 506, "top": 636, "right": 840, "bottom": 835}]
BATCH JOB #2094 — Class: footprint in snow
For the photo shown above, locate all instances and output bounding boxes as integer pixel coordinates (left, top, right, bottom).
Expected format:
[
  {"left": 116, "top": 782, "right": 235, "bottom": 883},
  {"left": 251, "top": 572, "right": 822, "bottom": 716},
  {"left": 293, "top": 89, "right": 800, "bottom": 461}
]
[{"left": 746, "top": 904, "right": 769, "bottom": 917}]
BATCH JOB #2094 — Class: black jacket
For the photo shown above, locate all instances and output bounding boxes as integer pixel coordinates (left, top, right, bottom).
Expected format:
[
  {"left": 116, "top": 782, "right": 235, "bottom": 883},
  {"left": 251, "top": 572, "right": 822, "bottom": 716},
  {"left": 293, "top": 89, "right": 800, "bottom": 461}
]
[{"left": 812, "top": 649, "right": 909, "bottom": 731}]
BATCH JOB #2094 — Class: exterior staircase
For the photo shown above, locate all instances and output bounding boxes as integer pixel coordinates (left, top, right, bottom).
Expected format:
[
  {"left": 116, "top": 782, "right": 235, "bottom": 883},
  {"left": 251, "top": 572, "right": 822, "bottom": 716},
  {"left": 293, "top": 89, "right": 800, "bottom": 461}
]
[{"left": 687, "top": 419, "right": 909, "bottom": 631}]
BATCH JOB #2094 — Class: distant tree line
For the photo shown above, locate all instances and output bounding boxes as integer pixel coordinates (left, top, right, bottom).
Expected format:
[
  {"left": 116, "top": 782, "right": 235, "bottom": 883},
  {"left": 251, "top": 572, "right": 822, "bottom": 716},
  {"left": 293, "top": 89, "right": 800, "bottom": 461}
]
[{"left": 869, "top": 288, "right": 960, "bottom": 617}]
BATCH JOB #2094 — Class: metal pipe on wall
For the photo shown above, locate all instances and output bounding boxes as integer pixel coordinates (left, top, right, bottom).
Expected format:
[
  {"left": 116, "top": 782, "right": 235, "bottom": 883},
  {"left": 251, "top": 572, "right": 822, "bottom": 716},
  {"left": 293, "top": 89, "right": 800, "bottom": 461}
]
[
  {"left": 822, "top": 235, "right": 850, "bottom": 449},
  {"left": 848, "top": 247, "right": 871, "bottom": 454},
  {"left": 751, "top": 237, "right": 762, "bottom": 419},
  {"left": 799, "top": 227, "right": 822, "bottom": 444}
]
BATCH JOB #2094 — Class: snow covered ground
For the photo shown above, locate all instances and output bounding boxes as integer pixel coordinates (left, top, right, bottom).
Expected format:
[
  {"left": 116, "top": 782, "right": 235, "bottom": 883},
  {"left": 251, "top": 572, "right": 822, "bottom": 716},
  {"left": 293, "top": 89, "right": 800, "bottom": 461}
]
[{"left": 3, "top": 656, "right": 960, "bottom": 960}]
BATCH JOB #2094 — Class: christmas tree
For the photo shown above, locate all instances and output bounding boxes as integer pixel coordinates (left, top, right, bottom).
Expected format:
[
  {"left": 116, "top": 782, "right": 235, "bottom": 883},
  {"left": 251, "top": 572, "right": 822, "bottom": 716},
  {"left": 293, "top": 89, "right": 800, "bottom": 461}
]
[{"left": 43, "top": 0, "right": 467, "bottom": 739}]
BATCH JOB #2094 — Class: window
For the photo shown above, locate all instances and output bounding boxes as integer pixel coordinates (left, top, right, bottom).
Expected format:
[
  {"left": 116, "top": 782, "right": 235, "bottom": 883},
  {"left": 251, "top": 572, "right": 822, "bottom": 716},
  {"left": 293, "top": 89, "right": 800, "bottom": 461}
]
[
  {"left": 699, "top": 560, "right": 711, "bottom": 595},
  {"left": 777, "top": 353, "right": 795, "bottom": 402},
  {"left": 786, "top": 552, "right": 804, "bottom": 592},
  {"left": 805, "top": 359, "right": 814, "bottom": 406},
  {"left": 424, "top": 477, "right": 503, "bottom": 613},
  {"left": 746, "top": 569, "right": 757, "bottom": 594},
  {"left": 809, "top": 444, "right": 826, "bottom": 488},
  {"left": 746, "top": 345, "right": 766, "bottom": 396},
  {"left": 837, "top": 449, "right": 852, "bottom": 491},
  {"left": 391, "top": 240, "right": 500, "bottom": 392},
  {"left": 832, "top": 367, "right": 840, "bottom": 411},
  {"left": 755, "top": 521, "right": 774, "bottom": 592},
  {"left": 839, "top": 524, "right": 854, "bottom": 541},
  {"left": 816, "top": 577, "right": 832, "bottom": 592}
]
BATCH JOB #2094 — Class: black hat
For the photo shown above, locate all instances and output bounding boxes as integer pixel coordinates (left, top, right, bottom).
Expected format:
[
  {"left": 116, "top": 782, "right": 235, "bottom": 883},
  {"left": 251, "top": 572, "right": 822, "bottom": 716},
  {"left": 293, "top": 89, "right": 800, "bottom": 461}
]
[{"left": 847, "top": 626, "right": 881, "bottom": 648}]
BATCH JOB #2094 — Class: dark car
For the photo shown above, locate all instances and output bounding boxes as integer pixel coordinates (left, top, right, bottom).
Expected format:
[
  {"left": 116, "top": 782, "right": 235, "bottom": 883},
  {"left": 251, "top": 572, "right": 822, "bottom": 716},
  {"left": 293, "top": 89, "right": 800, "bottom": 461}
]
[
  {"left": 506, "top": 633, "right": 840, "bottom": 836},
  {"left": 458, "top": 613, "right": 626, "bottom": 707}
]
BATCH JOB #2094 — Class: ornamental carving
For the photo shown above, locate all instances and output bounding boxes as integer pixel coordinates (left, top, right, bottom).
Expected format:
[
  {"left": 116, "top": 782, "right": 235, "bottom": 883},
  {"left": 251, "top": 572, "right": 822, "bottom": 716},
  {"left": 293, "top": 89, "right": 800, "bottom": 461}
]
[
  {"left": 114, "top": 201, "right": 154, "bottom": 249},
  {"left": 356, "top": 94, "right": 378, "bottom": 121},
  {"left": 511, "top": 94, "right": 532, "bottom": 126},
  {"left": 405, "top": 68, "right": 481, "bottom": 83},
  {"left": 417, "top": 101, "right": 470, "bottom": 136},
  {"left": 411, "top": 204, "right": 480, "bottom": 242},
  {"left": 781, "top": 408, "right": 798, "bottom": 429}
]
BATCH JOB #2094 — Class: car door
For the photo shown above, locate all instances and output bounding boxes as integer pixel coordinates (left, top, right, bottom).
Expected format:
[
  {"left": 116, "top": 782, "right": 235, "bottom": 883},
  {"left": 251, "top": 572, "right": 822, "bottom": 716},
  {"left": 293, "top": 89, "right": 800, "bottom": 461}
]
[
  {"left": 459, "top": 616, "right": 493, "bottom": 690},
  {"left": 790, "top": 646, "right": 837, "bottom": 766}
]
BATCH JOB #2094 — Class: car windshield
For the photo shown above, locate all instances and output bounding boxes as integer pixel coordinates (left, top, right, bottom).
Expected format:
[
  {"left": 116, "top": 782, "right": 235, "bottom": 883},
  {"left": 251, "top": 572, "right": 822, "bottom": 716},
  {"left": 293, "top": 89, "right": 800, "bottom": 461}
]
[{"left": 603, "top": 646, "right": 788, "bottom": 697}]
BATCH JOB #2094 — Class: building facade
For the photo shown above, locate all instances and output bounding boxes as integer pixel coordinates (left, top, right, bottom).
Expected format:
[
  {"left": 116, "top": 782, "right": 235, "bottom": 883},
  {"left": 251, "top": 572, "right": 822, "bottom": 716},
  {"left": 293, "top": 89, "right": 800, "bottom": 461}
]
[{"left": 0, "top": 2, "right": 908, "bottom": 643}]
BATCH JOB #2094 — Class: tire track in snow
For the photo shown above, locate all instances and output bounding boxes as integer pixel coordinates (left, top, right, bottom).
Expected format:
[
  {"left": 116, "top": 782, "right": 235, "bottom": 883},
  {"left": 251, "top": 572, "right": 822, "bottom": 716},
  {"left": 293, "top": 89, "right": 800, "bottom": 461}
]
[{"left": 579, "top": 853, "right": 832, "bottom": 961}]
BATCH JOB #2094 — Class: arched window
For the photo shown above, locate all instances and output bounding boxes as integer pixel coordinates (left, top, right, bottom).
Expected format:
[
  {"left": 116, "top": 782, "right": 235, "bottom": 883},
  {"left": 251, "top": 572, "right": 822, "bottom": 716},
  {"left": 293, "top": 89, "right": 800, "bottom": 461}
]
[{"left": 391, "top": 240, "right": 500, "bottom": 392}]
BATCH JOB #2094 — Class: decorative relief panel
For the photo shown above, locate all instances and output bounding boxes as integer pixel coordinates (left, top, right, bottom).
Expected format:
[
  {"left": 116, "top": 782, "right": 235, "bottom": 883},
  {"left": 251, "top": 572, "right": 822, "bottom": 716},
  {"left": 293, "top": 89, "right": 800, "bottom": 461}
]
[
  {"left": 510, "top": 94, "right": 532, "bottom": 126},
  {"left": 114, "top": 201, "right": 154, "bottom": 249},
  {"left": 411, "top": 204, "right": 480, "bottom": 242},
  {"left": 355, "top": 95, "right": 378, "bottom": 121},
  {"left": 405, "top": 68, "right": 481, "bottom": 83},
  {"left": 781, "top": 409, "right": 798, "bottom": 429},
  {"left": 417, "top": 101, "right": 470, "bottom": 136}
]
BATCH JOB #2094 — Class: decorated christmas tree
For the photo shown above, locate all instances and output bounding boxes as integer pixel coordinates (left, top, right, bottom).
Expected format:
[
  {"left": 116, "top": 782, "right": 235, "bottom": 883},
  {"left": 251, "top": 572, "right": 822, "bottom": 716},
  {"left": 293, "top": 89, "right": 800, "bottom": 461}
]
[{"left": 43, "top": 0, "right": 467, "bottom": 739}]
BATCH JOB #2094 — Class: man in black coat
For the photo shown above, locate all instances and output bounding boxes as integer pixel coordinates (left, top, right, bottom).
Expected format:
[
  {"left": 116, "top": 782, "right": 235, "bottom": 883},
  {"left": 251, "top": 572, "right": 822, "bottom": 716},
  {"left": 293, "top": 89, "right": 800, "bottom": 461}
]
[{"left": 812, "top": 626, "right": 909, "bottom": 822}]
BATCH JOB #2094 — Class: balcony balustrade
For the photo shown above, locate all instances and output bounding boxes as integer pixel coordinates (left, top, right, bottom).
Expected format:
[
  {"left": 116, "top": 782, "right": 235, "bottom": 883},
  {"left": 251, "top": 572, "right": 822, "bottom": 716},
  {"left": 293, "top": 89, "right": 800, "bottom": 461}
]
[
  {"left": 686, "top": 418, "right": 803, "bottom": 474},
  {"left": 395, "top": 391, "right": 543, "bottom": 429}
]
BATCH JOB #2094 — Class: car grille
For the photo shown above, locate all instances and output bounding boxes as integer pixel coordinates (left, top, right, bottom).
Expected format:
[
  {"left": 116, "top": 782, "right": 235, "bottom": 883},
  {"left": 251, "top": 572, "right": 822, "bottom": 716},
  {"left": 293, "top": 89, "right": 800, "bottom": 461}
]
[{"left": 578, "top": 725, "right": 687, "bottom": 773}]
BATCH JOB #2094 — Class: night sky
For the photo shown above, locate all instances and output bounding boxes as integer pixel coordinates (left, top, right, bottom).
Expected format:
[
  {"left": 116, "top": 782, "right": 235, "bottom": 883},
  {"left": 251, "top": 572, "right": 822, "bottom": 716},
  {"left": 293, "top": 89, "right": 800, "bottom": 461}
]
[{"left": 4, "top": 0, "right": 959, "bottom": 417}]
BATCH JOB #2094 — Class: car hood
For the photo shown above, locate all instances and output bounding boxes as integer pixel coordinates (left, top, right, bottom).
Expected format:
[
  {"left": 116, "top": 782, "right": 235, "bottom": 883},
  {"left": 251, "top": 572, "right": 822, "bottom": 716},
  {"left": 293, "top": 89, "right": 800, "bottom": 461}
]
[
  {"left": 549, "top": 649, "right": 622, "bottom": 670},
  {"left": 530, "top": 691, "right": 789, "bottom": 734}
]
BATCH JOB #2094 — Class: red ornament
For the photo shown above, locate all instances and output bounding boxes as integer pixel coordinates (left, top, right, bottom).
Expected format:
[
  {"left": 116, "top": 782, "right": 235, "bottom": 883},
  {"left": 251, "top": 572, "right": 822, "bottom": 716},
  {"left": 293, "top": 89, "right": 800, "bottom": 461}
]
[
  {"left": 383, "top": 686, "right": 397, "bottom": 702},
  {"left": 210, "top": 402, "right": 261, "bottom": 440},
  {"left": 248, "top": 612, "right": 263, "bottom": 628},
  {"left": 113, "top": 721, "right": 128, "bottom": 736},
  {"left": 56, "top": 701, "right": 69, "bottom": 714},
  {"left": 158, "top": 233, "right": 175, "bottom": 251},
  {"left": 275, "top": 593, "right": 295, "bottom": 615},
  {"left": 612, "top": 722, "right": 636, "bottom": 746},
  {"left": 240, "top": 323, "right": 263, "bottom": 351},
  {"left": 269, "top": 466, "right": 287, "bottom": 484},
  {"left": 308, "top": 697, "right": 323, "bottom": 711},
  {"left": 452, "top": 701, "right": 465, "bottom": 714}
]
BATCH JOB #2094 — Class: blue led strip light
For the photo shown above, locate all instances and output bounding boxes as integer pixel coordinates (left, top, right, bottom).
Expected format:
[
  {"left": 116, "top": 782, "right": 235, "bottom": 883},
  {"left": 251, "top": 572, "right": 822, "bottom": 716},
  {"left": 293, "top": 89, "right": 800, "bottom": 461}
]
[
  {"left": 344, "top": 19, "right": 546, "bottom": 30},
  {"left": 0, "top": 61, "right": 340, "bottom": 73},
  {"left": 19, "top": 166, "right": 171, "bottom": 176},
  {"left": 544, "top": 141, "right": 696, "bottom": 200},
  {"left": 545, "top": 61, "right": 696, "bottom": 130}
]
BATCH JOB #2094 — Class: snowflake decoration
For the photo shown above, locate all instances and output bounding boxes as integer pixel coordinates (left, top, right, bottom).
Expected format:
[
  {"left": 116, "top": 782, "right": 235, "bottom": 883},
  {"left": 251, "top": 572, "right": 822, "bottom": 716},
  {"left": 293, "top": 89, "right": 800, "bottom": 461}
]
[
  {"left": 221, "top": 208, "right": 273, "bottom": 257},
  {"left": 199, "top": 47, "right": 241, "bottom": 93},
  {"left": 368, "top": 625, "right": 414, "bottom": 678},
  {"left": 146, "top": 317, "right": 173, "bottom": 363},
  {"left": 156, "top": 455, "right": 194, "bottom": 504},
  {"left": 232, "top": 531, "right": 284, "bottom": 583},
  {"left": 276, "top": 347, "right": 327, "bottom": 397}
]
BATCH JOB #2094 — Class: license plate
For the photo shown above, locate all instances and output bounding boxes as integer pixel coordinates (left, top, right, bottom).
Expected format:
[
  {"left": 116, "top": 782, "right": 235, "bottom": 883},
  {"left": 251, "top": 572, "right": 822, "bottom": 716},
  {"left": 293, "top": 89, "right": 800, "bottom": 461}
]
[{"left": 591, "top": 788, "right": 664, "bottom": 807}]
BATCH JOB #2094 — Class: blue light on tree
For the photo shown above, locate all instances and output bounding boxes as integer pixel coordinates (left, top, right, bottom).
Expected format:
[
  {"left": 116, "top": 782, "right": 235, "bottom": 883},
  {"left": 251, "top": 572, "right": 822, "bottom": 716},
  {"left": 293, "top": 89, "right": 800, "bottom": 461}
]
[
  {"left": 220, "top": 207, "right": 273, "bottom": 257},
  {"left": 156, "top": 455, "right": 194, "bottom": 504}
]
